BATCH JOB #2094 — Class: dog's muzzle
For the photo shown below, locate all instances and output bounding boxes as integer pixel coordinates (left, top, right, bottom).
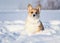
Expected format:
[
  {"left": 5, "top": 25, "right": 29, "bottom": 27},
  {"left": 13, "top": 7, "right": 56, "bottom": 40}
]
[{"left": 33, "top": 14, "right": 35, "bottom": 17}]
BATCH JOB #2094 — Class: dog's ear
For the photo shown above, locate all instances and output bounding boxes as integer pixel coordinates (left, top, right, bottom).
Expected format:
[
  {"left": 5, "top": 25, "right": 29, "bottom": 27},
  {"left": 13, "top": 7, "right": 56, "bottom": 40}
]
[
  {"left": 28, "top": 4, "right": 32, "bottom": 11},
  {"left": 36, "top": 4, "right": 41, "bottom": 11}
]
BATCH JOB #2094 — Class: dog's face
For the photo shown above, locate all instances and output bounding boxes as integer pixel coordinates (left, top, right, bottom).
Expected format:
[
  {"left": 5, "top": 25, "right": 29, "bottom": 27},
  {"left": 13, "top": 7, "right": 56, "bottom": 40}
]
[{"left": 28, "top": 4, "right": 41, "bottom": 19}]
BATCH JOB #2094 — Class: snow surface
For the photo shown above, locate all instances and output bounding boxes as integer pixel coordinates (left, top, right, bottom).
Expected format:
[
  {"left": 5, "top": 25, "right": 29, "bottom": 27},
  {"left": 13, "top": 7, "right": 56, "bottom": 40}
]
[{"left": 0, "top": 10, "right": 60, "bottom": 43}]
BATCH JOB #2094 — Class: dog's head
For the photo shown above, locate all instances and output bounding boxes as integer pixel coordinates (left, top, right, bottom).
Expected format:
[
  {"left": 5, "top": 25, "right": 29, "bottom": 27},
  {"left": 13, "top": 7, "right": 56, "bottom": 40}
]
[{"left": 28, "top": 4, "right": 41, "bottom": 19}]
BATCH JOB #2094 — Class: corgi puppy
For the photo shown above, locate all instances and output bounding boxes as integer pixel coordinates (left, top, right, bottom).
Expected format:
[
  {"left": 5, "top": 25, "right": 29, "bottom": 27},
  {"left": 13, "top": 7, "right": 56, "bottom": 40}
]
[{"left": 25, "top": 4, "right": 44, "bottom": 35}]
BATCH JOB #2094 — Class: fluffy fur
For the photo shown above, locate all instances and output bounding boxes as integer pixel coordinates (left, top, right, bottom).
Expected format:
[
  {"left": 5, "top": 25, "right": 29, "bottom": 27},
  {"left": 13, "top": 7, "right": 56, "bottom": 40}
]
[{"left": 25, "top": 4, "right": 44, "bottom": 35}]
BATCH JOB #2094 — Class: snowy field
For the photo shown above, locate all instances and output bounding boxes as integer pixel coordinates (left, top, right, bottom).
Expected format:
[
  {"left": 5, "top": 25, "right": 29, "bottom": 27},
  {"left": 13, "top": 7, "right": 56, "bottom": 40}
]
[{"left": 0, "top": 10, "right": 60, "bottom": 43}]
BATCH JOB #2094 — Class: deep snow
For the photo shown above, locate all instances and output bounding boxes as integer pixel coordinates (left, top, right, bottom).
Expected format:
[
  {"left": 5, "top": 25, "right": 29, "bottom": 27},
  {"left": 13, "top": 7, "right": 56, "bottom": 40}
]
[{"left": 0, "top": 10, "right": 60, "bottom": 43}]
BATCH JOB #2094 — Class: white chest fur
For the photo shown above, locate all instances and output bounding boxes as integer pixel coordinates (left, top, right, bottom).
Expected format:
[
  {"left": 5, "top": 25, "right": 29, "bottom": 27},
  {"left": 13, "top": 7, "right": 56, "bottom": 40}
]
[{"left": 25, "top": 16, "right": 41, "bottom": 34}]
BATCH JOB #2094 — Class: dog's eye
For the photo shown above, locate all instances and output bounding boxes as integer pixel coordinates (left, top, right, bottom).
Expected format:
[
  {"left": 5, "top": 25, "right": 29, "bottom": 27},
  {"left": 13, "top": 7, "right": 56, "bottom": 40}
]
[
  {"left": 35, "top": 12, "right": 37, "bottom": 14},
  {"left": 31, "top": 12, "right": 33, "bottom": 14}
]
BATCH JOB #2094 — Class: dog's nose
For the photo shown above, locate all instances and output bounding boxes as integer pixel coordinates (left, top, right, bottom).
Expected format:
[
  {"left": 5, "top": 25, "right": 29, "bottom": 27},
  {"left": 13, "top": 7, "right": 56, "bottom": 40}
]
[{"left": 33, "top": 14, "right": 35, "bottom": 17}]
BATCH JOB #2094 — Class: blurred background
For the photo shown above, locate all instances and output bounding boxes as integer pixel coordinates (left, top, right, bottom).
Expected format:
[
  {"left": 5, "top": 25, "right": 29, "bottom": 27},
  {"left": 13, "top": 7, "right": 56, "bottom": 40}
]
[
  {"left": 0, "top": 0, "right": 60, "bottom": 10},
  {"left": 0, "top": 0, "right": 60, "bottom": 43},
  {"left": 0, "top": 0, "right": 60, "bottom": 21}
]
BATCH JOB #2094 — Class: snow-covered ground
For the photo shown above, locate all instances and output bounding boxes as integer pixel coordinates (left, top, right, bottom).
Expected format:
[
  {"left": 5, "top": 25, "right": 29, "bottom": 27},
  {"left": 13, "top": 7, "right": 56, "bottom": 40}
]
[{"left": 0, "top": 10, "right": 60, "bottom": 43}]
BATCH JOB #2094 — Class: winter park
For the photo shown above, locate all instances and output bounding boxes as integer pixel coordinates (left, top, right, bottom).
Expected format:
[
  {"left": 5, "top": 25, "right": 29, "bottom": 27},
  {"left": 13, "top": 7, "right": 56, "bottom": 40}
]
[{"left": 0, "top": 0, "right": 60, "bottom": 43}]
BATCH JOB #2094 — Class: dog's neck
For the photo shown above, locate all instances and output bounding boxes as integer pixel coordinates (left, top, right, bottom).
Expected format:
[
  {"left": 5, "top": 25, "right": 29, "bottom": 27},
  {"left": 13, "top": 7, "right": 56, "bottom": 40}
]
[{"left": 27, "top": 15, "right": 40, "bottom": 24}]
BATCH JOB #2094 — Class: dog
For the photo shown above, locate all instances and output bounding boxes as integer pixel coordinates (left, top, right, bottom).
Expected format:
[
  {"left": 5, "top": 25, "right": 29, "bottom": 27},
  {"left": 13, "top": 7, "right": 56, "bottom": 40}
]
[{"left": 25, "top": 4, "right": 44, "bottom": 35}]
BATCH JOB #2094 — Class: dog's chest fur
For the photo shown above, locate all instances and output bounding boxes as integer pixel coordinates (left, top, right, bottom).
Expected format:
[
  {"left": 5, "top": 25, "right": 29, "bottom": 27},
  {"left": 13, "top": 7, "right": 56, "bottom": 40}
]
[{"left": 25, "top": 16, "right": 41, "bottom": 33}]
